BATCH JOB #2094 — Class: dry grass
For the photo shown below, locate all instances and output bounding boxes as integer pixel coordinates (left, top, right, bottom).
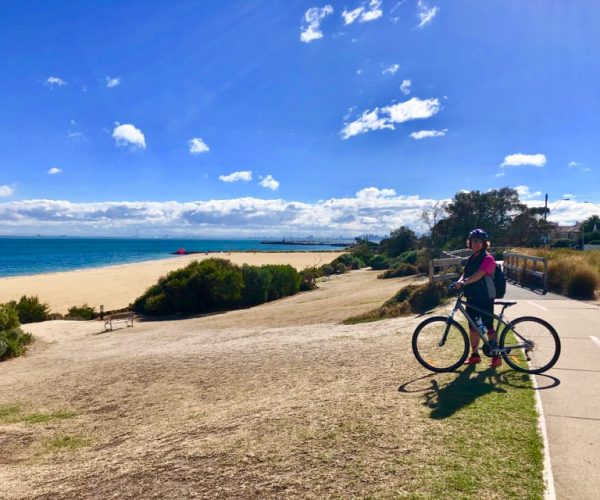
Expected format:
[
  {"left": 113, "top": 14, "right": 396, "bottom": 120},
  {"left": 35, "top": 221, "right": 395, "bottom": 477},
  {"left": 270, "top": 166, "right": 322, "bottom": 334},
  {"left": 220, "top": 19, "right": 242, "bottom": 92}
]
[{"left": 0, "top": 270, "right": 542, "bottom": 499}]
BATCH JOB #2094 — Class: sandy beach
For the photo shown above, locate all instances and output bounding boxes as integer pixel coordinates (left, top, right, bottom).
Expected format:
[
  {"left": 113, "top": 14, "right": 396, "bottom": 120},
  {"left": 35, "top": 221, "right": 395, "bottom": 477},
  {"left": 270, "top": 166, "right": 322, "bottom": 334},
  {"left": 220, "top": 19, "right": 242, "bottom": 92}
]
[{"left": 0, "top": 252, "right": 344, "bottom": 314}]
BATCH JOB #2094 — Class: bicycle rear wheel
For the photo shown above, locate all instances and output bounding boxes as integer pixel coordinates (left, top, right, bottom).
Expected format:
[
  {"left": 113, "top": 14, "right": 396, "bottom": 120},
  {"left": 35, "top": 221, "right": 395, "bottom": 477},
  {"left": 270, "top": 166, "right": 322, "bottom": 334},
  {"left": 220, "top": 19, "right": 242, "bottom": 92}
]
[
  {"left": 412, "top": 317, "right": 469, "bottom": 372},
  {"left": 499, "top": 316, "right": 561, "bottom": 374}
]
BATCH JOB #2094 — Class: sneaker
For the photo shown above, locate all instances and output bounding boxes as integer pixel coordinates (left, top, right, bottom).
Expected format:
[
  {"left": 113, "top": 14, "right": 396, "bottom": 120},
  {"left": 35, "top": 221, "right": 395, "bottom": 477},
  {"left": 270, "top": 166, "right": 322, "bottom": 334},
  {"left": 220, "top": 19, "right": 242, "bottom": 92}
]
[
  {"left": 464, "top": 354, "right": 481, "bottom": 365},
  {"left": 490, "top": 356, "right": 502, "bottom": 368}
]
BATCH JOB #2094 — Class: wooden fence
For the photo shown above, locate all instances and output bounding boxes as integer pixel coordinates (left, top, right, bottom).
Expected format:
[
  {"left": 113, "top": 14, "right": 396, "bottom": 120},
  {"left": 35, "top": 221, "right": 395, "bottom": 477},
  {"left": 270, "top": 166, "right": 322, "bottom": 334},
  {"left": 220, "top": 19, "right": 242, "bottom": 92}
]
[
  {"left": 429, "top": 256, "right": 464, "bottom": 283},
  {"left": 503, "top": 251, "right": 548, "bottom": 294}
]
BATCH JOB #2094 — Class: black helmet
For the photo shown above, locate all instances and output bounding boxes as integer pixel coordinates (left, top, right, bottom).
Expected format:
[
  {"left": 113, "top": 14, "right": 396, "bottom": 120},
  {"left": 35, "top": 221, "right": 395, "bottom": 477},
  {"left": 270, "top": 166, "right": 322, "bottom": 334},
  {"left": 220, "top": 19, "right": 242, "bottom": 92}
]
[{"left": 468, "top": 228, "right": 488, "bottom": 240}]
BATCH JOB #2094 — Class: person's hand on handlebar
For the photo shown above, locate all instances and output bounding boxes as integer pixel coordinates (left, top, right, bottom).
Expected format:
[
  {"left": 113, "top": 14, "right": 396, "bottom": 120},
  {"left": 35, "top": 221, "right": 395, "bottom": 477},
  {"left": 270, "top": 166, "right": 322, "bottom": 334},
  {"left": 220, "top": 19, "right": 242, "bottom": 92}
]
[{"left": 453, "top": 280, "right": 464, "bottom": 290}]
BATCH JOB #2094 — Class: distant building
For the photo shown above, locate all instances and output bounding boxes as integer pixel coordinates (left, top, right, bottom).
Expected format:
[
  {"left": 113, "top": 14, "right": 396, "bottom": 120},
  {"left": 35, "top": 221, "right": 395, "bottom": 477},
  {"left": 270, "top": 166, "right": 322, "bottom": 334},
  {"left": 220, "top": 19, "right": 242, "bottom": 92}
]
[{"left": 549, "top": 221, "right": 582, "bottom": 242}]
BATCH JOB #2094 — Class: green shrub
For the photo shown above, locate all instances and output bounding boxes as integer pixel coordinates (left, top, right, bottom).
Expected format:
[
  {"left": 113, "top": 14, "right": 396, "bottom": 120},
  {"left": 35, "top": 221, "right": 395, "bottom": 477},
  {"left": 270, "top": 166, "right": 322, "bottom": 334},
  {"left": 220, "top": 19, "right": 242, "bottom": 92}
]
[
  {"left": 369, "top": 255, "right": 390, "bottom": 270},
  {"left": 299, "top": 267, "right": 321, "bottom": 291},
  {"left": 397, "top": 250, "right": 418, "bottom": 265},
  {"left": 320, "top": 264, "right": 334, "bottom": 277},
  {"left": 330, "top": 260, "right": 348, "bottom": 274},
  {"left": 333, "top": 254, "right": 365, "bottom": 270},
  {"left": 133, "top": 258, "right": 301, "bottom": 316},
  {"left": 10, "top": 295, "right": 50, "bottom": 324},
  {"left": 588, "top": 240, "right": 600, "bottom": 245},
  {"left": 66, "top": 304, "right": 96, "bottom": 320},
  {"left": 550, "top": 239, "right": 572, "bottom": 248},
  {"left": 379, "top": 263, "right": 418, "bottom": 279},
  {"left": 0, "top": 303, "right": 20, "bottom": 331},
  {"left": 565, "top": 268, "right": 599, "bottom": 299},
  {"left": 0, "top": 327, "right": 34, "bottom": 360},
  {"left": 263, "top": 264, "right": 301, "bottom": 300},
  {"left": 241, "top": 265, "right": 271, "bottom": 306},
  {"left": 408, "top": 283, "right": 446, "bottom": 313}
]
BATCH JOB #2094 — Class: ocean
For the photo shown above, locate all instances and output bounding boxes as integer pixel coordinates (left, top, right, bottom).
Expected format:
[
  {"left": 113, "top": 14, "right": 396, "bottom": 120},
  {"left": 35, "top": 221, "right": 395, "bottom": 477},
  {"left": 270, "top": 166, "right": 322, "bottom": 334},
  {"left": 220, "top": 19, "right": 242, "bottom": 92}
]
[{"left": 0, "top": 237, "right": 347, "bottom": 277}]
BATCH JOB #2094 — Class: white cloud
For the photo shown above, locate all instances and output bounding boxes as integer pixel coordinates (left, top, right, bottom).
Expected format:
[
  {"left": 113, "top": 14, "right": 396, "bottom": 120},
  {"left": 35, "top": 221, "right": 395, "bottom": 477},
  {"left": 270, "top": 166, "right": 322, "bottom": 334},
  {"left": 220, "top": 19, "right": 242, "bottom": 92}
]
[
  {"left": 515, "top": 185, "right": 542, "bottom": 200},
  {"left": 569, "top": 160, "right": 591, "bottom": 172},
  {"left": 48, "top": 167, "right": 62, "bottom": 175},
  {"left": 342, "top": 7, "right": 363, "bottom": 24},
  {"left": 356, "top": 69, "right": 364, "bottom": 75},
  {"left": 501, "top": 153, "right": 546, "bottom": 167},
  {"left": 46, "top": 76, "right": 67, "bottom": 87},
  {"left": 568, "top": 161, "right": 579, "bottom": 168},
  {"left": 189, "top": 137, "right": 210, "bottom": 155},
  {"left": 495, "top": 172, "right": 506, "bottom": 178},
  {"left": 409, "top": 128, "right": 447, "bottom": 140},
  {"left": 112, "top": 123, "right": 146, "bottom": 150},
  {"left": 400, "top": 79, "right": 411, "bottom": 95},
  {"left": 300, "top": 5, "right": 334, "bottom": 43},
  {"left": 219, "top": 171, "right": 253, "bottom": 183},
  {"left": 417, "top": 0, "right": 438, "bottom": 28},
  {"left": 0, "top": 185, "right": 14, "bottom": 197},
  {"left": 341, "top": 97, "right": 441, "bottom": 139},
  {"left": 67, "top": 131, "right": 86, "bottom": 141},
  {"left": 360, "top": 0, "right": 383, "bottom": 22},
  {"left": 563, "top": 193, "right": 575, "bottom": 199},
  {"left": 106, "top": 76, "right": 121, "bottom": 88},
  {"left": 259, "top": 175, "right": 280, "bottom": 190},
  {"left": 382, "top": 64, "right": 400, "bottom": 75},
  {"left": 0, "top": 190, "right": 447, "bottom": 236}
]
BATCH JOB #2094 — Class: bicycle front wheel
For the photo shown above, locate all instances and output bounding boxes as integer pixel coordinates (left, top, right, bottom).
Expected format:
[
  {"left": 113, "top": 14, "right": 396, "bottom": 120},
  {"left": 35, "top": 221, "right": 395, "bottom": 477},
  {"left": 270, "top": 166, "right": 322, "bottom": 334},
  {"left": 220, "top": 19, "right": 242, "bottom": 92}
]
[
  {"left": 499, "top": 316, "right": 561, "bottom": 374},
  {"left": 412, "top": 317, "right": 469, "bottom": 372}
]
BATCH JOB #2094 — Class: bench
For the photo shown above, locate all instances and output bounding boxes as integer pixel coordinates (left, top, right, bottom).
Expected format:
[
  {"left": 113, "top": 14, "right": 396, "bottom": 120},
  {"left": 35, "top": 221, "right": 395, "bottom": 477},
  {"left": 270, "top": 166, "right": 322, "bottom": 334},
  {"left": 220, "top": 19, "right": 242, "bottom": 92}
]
[{"left": 104, "top": 311, "right": 134, "bottom": 331}]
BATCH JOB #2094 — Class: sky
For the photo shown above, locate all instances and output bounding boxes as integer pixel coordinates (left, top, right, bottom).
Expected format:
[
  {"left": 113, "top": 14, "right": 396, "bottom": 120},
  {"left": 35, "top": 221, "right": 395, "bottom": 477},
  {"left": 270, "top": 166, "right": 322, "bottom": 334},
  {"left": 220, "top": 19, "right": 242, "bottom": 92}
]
[{"left": 1, "top": 0, "right": 600, "bottom": 237}]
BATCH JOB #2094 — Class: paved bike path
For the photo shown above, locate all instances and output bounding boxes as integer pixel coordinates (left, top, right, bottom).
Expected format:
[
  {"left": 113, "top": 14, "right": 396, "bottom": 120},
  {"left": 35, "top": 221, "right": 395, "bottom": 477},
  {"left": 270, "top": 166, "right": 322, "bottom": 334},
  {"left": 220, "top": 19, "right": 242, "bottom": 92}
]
[{"left": 504, "top": 284, "right": 600, "bottom": 500}]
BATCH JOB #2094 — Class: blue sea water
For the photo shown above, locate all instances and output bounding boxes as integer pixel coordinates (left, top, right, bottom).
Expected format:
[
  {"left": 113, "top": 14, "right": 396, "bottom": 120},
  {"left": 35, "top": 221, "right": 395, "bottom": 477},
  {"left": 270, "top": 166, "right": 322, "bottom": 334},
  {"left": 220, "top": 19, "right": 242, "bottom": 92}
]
[{"left": 0, "top": 238, "right": 346, "bottom": 277}]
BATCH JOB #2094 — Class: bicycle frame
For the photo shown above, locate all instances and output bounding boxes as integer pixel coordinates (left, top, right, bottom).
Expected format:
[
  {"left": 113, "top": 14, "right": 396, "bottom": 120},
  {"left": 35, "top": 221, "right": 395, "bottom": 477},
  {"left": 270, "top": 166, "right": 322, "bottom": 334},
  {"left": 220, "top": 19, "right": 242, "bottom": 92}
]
[{"left": 441, "top": 292, "right": 533, "bottom": 357}]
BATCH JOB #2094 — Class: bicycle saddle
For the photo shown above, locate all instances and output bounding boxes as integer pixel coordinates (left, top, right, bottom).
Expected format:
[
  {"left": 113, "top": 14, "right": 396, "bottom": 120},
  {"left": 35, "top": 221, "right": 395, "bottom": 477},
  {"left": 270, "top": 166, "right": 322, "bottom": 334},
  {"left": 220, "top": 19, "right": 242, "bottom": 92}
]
[{"left": 495, "top": 300, "right": 517, "bottom": 306}]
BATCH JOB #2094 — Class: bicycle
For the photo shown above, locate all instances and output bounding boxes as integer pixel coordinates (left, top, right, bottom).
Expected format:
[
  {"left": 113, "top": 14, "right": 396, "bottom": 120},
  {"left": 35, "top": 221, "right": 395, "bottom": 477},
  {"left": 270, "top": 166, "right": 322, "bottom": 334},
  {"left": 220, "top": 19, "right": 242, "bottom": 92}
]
[{"left": 411, "top": 285, "right": 561, "bottom": 374}]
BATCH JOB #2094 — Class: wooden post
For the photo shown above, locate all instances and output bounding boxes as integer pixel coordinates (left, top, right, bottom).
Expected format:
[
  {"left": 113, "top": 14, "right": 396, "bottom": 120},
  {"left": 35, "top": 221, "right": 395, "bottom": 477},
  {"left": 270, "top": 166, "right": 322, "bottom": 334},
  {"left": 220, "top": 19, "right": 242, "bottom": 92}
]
[
  {"left": 429, "top": 260, "right": 434, "bottom": 283},
  {"left": 543, "top": 259, "right": 548, "bottom": 294}
]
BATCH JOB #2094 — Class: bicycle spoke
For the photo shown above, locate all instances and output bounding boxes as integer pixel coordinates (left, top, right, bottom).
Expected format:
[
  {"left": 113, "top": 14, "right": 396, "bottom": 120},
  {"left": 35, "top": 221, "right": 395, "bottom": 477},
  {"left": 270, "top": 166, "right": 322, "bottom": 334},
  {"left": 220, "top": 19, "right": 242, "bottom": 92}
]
[
  {"left": 501, "top": 317, "right": 560, "bottom": 374},
  {"left": 413, "top": 318, "right": 468, "bottom": 372}
]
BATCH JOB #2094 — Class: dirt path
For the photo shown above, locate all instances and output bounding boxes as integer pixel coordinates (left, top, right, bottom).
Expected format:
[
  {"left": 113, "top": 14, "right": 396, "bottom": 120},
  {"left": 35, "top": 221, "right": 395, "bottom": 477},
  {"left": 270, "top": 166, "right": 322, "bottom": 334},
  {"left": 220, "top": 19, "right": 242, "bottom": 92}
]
[{"left": 0, "top": 271, "right": 436, "bottom": 498}]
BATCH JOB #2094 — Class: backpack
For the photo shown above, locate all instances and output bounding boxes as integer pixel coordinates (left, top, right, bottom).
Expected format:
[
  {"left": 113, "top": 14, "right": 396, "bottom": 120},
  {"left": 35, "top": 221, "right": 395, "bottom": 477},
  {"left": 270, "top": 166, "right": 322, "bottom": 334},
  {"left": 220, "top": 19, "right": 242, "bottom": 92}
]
[{"left": 493, "top": 263, "right": 506, "bottom": 299}]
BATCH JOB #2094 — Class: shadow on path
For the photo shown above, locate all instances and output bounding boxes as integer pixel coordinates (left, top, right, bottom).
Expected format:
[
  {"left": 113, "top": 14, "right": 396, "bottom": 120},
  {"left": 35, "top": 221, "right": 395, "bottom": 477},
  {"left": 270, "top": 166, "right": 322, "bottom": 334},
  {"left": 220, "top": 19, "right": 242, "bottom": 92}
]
[{"left": 398, "top": 367, "right": 560, "bottom": 419}]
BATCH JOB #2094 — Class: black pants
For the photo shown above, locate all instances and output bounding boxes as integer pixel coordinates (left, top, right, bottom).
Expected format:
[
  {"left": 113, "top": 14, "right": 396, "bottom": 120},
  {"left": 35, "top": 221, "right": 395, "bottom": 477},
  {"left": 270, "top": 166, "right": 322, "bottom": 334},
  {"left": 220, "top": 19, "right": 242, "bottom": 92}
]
[{"left": 466, "top": 297, "right": 495, "bottom": 331}]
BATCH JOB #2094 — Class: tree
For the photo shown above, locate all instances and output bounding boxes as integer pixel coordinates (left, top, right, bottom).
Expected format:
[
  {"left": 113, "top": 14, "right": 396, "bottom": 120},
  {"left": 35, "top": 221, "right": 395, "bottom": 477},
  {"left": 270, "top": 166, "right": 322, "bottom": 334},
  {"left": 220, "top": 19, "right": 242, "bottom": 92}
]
[
  {"left": 380, "top": 226, "right": 418, "bottom": 257},
  {"left": 432, "top": 188, "right": 526, "bottom": 248},
  {"left": 419, "top": 201, "right": 448, "bottom": 249},
  {"left": 508, "top": 207, "right": 548, "bottom": 246},
  {"left": 583, "top": 214, "right": 600, "bottom": 233}
]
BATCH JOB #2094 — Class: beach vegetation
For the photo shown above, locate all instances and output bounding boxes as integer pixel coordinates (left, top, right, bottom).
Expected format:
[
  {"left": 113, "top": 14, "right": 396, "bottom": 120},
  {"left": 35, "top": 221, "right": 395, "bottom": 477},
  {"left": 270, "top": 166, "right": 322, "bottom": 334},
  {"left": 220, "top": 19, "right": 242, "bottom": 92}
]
[
  {"left": 299, "top": 266, "right": 322, "bottom": 291},
  {"left": 369, "top": 254, "right": 391, "bottom": 270},
  {"left": 133, "top": 258, "right": 302, "bottom": 316},
  {"left": 511, "top": 248, "right": 600, "bottom": 299},
  {"left": 379, "top": 226, "right": 418, "bottom": 257},
  {"left": 0, "top": 303, "right": 34, "bottom": 361},
  {"left": 344, "top": 282, "right": 449, "bottom": 324},
  {"left": 66, "top": 304, "right": 96, "bottom": 320},
  {"left": 332, "top": 253, "right": 366, "bottom": 270},
  {"left": 378, "top": 263, "right": 418, "bottom": 279},
  {"left": 9, "top": 295, "right": 50, "bottom": 324}
]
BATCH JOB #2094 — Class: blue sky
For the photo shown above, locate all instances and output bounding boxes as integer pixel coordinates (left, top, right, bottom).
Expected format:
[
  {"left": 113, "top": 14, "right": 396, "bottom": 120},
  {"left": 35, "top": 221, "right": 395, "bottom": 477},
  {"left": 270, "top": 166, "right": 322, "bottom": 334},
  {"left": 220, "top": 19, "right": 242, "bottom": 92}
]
[{"left": 1, "top": 0, "right": 599, "bottom": 236}]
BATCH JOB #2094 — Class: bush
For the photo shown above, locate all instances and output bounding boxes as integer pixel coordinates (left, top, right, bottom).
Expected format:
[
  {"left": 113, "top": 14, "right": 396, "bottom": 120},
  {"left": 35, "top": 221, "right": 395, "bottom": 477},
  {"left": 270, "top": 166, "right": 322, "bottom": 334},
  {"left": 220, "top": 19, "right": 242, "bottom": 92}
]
[
  {"left": 369, "top": 254, "right": 390, "bottom": 270},
  {"left": 133, "top": 258, "right": 301, "bottom": 316},
  {"left": 263, "top": 264, "right": 301, "bottom": 300},
  {"left": 0, "top": 327, "right": 34, "bottom": 360},
  {"left": 241, "top": 265, "right": 271, "bottom": 306},
  {"left": 0, "top": 303, "right": 20, "bottom": 331},
  {"left": 397, "top": 250, "right": 418, "bottom": 265},
  {"left": 67, "top": 304, "right": 96, "bottom": 320},
  {"left": 299, "top": 267, "right": 321, "bottom": 291},
  {"left": 333, "top": 254, "right": 365, "bottom": 270},
  {"left": 379, "top": 263, "right": 418, "bottom": 279},
  {"left": 320, "top": 264, "right": 334, "bottom": 277},
  {"left": 565, "top": 268, "right": 599, "bottom": 299},
  {"left": 588, "top": 240, "right": 600, "bottom": 246},
  {"left": 10, "top": 295, "right": 50, "bottom": 324},
  {"left": 330, "top": 260, "right": 348, "bottom": 274},
  {"left": 550, "top": 239, "right": 572, "bottom": 248},
  {"left": 408, "top": 283, "right": 446, "bottom": 313}
]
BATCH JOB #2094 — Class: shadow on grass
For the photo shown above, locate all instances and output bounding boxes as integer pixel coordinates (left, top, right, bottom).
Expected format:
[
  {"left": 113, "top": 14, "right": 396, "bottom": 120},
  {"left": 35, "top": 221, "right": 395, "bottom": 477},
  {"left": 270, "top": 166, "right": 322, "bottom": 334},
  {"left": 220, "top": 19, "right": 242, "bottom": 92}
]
[{"left": 399, "top": 368, "right": 561, "bottom": 419}]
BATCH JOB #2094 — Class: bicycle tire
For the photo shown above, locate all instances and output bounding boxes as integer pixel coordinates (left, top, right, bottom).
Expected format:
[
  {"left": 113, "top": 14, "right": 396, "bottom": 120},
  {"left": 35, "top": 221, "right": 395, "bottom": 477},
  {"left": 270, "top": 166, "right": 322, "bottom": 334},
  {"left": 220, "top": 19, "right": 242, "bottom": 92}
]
[
  {"left": 499, "top": 316, "right": 561, "bottom": 374},
  {"left": 412, "top": 316, "right": 469, "bottom": 372}
]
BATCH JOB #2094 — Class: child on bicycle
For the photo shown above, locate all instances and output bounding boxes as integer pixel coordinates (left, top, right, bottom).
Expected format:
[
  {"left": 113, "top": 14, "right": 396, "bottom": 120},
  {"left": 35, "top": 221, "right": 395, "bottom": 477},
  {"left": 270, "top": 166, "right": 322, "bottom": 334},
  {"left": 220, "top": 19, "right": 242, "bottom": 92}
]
[{"left": 455, "top": 228, "right": 501, "bottom": 368}]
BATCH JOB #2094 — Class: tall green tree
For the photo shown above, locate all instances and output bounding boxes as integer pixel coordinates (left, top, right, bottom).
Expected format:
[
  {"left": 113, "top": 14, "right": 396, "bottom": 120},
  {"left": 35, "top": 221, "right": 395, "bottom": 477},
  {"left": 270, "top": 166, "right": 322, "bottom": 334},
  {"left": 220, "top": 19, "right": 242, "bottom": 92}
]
[
  {"left": 583, "top": 214, "right": 600, "bottom": 232},
  {"left": 434, "top": 188, "right": 525, "bottom": 248},
  {"left": 380, "top": 226, "right": 418, "bottom": 257}
]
